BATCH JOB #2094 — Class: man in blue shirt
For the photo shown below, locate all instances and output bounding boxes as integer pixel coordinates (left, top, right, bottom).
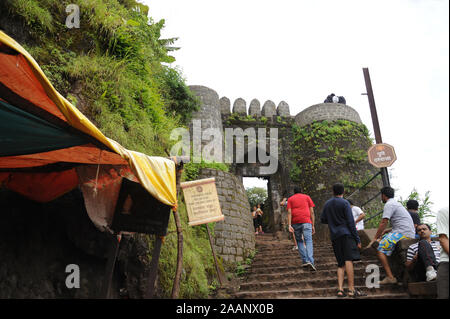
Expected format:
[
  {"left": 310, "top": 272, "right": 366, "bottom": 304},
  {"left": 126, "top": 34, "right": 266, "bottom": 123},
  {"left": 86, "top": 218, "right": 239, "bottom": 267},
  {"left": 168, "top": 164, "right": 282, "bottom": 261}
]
[{"left": 321, "top": 183, "right": 363, "bottom": 297}]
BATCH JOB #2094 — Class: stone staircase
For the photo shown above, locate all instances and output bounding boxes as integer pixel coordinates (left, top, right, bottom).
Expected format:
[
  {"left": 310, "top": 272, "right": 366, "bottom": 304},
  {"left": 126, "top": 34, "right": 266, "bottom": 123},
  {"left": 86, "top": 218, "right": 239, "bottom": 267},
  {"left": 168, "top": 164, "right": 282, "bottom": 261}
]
[{"left": 232, "top": 233, "right": 410, "bottom": 299}]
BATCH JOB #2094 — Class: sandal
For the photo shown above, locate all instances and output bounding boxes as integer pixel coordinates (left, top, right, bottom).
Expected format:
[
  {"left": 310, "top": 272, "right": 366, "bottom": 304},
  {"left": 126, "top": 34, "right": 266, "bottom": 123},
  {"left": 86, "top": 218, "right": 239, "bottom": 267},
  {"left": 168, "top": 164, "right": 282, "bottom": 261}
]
[
  {"left": 337, "top": 290, "right": 346, "bottom": 298},
  {"left": 348, "top": 288, "right": 367, "bottom": 298}
]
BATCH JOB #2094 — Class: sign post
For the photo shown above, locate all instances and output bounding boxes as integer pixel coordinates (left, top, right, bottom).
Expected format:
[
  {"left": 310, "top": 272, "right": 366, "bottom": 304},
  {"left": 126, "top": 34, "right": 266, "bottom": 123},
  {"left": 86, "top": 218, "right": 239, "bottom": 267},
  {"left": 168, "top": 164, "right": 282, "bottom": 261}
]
[
  {"left": 363, "top": 68, "right": 391, "bottom": 187},
  {"left": 367, "top": 143, "right": 397, "bottom": 168},
  {"left": 181, "top": 178, "right": 225, "bottom": 226},
  {"left": 181, "top": 178, "right": 225, "bottom": 287}
]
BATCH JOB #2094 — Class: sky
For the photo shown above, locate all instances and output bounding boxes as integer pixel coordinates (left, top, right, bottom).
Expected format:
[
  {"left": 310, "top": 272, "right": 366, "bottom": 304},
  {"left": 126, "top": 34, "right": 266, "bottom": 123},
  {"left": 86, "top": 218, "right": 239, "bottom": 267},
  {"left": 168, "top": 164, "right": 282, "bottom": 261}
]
[{"left": 145, "top": 0, "right": 449, "bottom": 217}]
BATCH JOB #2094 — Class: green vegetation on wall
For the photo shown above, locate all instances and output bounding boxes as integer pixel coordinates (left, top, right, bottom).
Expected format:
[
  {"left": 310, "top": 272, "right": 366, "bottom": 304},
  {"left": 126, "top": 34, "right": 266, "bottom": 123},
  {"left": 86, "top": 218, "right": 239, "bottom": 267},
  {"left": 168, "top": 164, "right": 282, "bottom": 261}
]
[
  {"left": 0, "top": 0, "right": 226, "bottom": 298},
  {"left": 2, "top": 0, "right": 199, "bottom": 156},
  {"left": 290, "top": 119, "right": 375, "bottom": 193},
  {"left": 182, "top": 161, "right": 229, "bottom": 182}
]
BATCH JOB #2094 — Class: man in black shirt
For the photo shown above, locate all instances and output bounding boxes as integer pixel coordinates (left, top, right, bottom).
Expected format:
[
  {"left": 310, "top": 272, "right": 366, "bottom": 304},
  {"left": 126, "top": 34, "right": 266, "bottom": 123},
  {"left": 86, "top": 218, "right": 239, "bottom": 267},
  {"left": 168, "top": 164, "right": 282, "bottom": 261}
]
[
  {"left": 406, "top": 200, "right": 421, "bottom": 237},
  {"left": 321, "top": 183, "right": 364, "bottom": 297}
]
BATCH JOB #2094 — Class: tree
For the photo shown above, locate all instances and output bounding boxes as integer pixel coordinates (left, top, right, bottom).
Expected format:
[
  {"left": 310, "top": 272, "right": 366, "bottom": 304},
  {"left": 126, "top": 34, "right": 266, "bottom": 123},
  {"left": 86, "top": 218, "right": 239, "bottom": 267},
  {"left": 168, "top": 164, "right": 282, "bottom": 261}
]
[{"left": 246, "top": 187, "right": 268, "bottom": 210}]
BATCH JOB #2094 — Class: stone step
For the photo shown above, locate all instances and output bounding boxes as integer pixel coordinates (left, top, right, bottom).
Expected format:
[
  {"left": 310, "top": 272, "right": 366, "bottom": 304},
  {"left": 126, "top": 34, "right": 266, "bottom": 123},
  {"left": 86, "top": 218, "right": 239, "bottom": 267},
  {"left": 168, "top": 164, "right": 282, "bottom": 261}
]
[
  {"left": 255, "top": 243, "right": 334, "bottom": 250},
  {"left": 238, "top": 276, "right": 395, "bottom": 291},
  {"left": 230, "top": 233, "right": 409, "bottom": 299},
  {"left": 251, "top": 255, "right": 375, "bottom": 264},
  {"left": 234, "top": 284, "right": 406, "bottom": 299},
  {"left": 244, "top": 268, "right": 387, "bottom": 281},
  {"left": 245, "top": 261, "right": 381, "bottom": 275},
  {"left": 305, "top": 293, "right": 410, "bottom": 299},
  {"left": 249, "top": 259, "right": 379, "bottom": 270},
  {"left": 255, "top": 249, "right": 337, "bottom": 257}
]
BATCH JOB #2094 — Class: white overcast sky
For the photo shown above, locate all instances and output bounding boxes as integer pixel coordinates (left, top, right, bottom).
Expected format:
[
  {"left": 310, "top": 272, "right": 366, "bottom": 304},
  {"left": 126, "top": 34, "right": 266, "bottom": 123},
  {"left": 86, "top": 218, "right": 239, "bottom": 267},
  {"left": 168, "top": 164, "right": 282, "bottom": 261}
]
[{"left": 145, "top": 0, "right": 449, "bottom": 215}]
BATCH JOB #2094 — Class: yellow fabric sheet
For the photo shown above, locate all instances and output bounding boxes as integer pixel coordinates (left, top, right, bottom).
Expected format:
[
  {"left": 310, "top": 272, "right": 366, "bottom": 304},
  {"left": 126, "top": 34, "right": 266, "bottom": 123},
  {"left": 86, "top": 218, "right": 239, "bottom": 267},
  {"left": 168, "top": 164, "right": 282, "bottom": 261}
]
[{"left": 0, "top": 31, "right": 177, "bottom": 209}]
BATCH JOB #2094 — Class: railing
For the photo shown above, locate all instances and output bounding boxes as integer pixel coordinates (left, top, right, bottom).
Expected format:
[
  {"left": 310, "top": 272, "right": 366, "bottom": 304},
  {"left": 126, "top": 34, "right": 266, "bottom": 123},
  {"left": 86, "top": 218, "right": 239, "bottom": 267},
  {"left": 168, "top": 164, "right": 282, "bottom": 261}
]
[{"left": 346, "top": 170, "right": 383, "bottom": 222}]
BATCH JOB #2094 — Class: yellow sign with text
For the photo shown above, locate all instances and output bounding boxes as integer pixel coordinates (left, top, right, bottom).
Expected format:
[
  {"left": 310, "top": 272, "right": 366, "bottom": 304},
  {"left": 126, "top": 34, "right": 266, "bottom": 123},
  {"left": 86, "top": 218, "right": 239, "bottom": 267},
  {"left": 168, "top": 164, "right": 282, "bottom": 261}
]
[{"left": 180, "top": 178, "right": 224, "bottom": 226}]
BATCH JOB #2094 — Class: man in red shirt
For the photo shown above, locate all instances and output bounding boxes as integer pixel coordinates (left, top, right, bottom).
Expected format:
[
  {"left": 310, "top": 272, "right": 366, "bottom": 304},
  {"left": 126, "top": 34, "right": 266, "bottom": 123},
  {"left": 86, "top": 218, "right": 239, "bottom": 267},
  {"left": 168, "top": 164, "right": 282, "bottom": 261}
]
[{"left": 288, "top": 186, "right": 316, "bottom": 270}]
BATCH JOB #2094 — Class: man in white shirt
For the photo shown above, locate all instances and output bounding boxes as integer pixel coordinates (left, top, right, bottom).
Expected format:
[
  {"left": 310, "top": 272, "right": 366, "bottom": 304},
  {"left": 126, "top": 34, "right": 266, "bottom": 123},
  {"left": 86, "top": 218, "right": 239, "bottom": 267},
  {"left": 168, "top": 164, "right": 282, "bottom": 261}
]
[
  {"left": 369, "top": 187, "right": 415, "bottom": 285},
  {"left": 348, "top": 199, "right": 365, "bottom": 231},
  {"left": 436, "top": 206, "right": 449, "bottom": 299}
]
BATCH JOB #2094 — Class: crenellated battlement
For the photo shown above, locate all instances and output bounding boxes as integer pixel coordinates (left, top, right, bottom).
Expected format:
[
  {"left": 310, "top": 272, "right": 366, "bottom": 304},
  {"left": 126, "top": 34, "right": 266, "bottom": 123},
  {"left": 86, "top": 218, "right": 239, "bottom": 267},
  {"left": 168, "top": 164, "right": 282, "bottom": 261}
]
[
  {"left": 218, "top": 96, "right": 292, "bottom": 118},
  {"left": 190, "top": 85, "right": 360, "bottom": 127}
]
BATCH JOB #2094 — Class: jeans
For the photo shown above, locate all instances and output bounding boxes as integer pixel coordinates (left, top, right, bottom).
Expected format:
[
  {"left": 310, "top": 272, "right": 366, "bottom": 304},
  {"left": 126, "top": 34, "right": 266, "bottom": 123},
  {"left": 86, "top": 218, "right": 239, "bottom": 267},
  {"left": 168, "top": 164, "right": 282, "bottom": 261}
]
[{"left": 292, "top": 223, "right": 314, "bottom": 265}]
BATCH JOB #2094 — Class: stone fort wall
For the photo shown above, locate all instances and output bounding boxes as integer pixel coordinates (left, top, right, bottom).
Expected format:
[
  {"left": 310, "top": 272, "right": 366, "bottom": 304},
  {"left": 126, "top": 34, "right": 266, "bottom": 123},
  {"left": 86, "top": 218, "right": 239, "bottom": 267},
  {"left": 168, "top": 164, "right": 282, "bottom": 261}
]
[
  {"left": 197, "top": 168, "right": 255, "bottom": 264},
  {"left": 189, "top": 85, "right": 379, "bottom": 257}
]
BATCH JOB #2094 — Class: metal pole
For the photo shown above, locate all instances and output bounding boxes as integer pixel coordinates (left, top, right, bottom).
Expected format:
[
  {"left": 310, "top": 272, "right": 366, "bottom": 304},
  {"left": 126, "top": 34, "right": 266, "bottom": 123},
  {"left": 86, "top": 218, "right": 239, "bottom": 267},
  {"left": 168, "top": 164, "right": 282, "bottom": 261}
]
[{"left": 362, "top": 68, "right": 390, "bottom": 187}]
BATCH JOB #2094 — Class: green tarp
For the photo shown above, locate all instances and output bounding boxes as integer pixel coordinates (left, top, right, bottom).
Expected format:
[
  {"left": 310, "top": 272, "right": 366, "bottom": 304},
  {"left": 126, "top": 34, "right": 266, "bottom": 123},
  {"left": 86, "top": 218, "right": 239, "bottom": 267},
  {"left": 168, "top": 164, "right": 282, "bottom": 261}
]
[{"left": 0, "top": 99, "right": 88, "bottom": 157}]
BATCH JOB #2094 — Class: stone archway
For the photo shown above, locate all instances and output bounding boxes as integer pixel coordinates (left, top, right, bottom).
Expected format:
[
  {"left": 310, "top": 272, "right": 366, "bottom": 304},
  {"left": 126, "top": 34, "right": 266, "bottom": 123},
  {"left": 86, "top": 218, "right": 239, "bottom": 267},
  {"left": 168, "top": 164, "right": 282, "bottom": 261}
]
[
  {"left": 188, "top": 85, "right": 381, "bottom": 241},
  {"left": 232, "top": 150, "right": 287, "bottom": 233}
]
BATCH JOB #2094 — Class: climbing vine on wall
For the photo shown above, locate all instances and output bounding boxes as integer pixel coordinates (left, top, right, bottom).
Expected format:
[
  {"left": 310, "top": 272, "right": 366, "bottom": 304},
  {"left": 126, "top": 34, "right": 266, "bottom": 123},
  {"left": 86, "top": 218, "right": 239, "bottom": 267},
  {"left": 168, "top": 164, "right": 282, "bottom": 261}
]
[{"left": 290, "top": 120, "right": 376, "bottom": 193}]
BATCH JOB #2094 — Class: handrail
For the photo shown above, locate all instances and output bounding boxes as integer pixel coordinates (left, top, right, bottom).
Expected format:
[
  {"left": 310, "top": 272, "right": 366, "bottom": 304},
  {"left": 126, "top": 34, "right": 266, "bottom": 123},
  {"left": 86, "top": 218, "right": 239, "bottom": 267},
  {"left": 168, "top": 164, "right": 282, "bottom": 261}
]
[
  {"left": 360, "top": 191, "right": 381, "bottom": 208},
  {"left": 346, "top": 171, "right": 381, "bottom": 200},
  {"left": 364, "top": 210, "right": 384, "bottom": 222}
]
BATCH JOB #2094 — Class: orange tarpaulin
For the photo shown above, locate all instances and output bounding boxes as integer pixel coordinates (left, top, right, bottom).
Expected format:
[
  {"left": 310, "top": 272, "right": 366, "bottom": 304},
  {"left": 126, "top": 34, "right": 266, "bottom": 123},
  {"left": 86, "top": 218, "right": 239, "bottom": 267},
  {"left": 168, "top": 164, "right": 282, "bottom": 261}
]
[
  {"left": 1, "top": 169, "right": 79, "bottom": 202},
  {"left": 0, "top": 51, "right": 66, "bottom": 121},
  {"left": 0, "top": 144, "right": 127, "bottom": 169},
  {"left": 0, "top": 31, "right": 177, "bottom": 209}
]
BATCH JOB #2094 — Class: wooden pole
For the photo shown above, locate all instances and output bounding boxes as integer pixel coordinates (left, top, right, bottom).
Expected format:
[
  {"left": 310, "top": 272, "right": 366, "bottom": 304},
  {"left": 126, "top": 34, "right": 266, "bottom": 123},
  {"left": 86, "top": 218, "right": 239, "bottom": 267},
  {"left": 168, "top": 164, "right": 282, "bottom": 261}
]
[
  {"left": 206, "top": 223, "right": 223, "bottom": 287},
  {"left": 363, "top": 67, "right": 390, "bottom": 187},
  {"left": 171, "top": 164, "right": 184, "bottom": 299},
  {"left": 144, "top": 235, "right": 163, "bottom": 299},
  {"left": 100, "top": 234, "right": 120, "bottom": 299}
]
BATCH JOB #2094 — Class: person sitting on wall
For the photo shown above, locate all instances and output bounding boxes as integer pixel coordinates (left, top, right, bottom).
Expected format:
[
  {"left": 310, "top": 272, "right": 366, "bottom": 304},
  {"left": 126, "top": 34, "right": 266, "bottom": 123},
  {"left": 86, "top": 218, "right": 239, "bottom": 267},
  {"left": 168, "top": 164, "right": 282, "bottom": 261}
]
[
  {"left": 367, "top": 186, "right": 416, "bottom": 285},
  {"left": 405, "top": 223, "right": 440, "bottom": 282},
  {"left": 436, "top": 206, "right": 449, "bottom": 299},
  {"left": 406, "top": 199, "right": 421, "bottom": 237},
  {"left": 324, "top": 93, "right": 335, "bottom": 103},
  {"left": 324, "top": 93, "right": 346, "bottom": 104}
]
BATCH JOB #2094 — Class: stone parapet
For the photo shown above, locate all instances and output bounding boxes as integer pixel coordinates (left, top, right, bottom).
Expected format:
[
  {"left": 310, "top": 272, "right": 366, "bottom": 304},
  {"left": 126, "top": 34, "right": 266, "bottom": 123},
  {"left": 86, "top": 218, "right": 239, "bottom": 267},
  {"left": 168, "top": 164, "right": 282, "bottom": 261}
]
[{"left": 295, "top": 103, "right": 362, "bottom": 127}]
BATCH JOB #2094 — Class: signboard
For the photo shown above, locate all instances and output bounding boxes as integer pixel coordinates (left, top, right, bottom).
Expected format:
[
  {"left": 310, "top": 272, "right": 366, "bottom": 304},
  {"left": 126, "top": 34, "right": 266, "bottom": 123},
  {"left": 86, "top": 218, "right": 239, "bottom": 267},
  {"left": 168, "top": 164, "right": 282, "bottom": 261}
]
[
  {"left": 111, "top": 178, "right": 171, "bottom": 235},
  {"left": 367, "top": 143, "right": 397, "bottom": 168},
  {"left": 180, "top": 177, "right": 224, "bottom": 226}
]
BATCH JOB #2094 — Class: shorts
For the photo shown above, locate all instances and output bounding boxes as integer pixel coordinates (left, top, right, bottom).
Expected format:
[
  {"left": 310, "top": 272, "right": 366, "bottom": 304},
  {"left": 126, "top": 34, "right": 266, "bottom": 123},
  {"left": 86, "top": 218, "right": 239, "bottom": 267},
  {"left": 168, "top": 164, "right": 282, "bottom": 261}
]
[
  {"left": 332, "top": 235, "right": 361, "bottom": 267},
  {"left": 256, "top": 215, "right": 263, "bottom": 227},
  {"left": 377, "top": 232, "right": 409, "bottom": 256}
]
